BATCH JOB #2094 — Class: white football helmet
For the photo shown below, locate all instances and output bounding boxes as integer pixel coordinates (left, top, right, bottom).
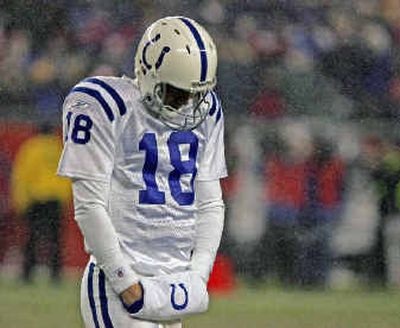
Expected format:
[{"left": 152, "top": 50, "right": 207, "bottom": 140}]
[{"left": 134, "top": 16, "right": 218, "bottom": 130}]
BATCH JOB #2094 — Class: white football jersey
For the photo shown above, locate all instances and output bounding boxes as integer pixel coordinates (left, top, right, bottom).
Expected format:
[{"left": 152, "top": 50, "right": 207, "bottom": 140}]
[{"left": 58, "top": 76, "right": 227, "bottom": 277}]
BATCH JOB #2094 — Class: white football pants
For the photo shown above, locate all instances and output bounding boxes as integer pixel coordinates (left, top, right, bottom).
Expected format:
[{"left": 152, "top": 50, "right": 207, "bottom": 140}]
[{"left": 80, "top": 262, "right": 182, "bottom": 328}]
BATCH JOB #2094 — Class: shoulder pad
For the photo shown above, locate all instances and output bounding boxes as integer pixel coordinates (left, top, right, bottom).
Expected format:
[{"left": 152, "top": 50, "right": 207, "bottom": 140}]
[{"left": 67, "top": 76, "right": 131, "bottom": 122}]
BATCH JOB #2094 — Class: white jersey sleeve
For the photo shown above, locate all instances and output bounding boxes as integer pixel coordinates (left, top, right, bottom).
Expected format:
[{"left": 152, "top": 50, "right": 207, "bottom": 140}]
[
  {"left": 57, "top": 77, "right": 127, "bottom": 181},
  {"left": 72, "top": 178, "right": 139, "bottom": 294},
  {"left": 197, "top": 91, "right": 228, "bottom": 181},
  {"left": 191, "top": 179, "right": 225, "bottom": 282}
]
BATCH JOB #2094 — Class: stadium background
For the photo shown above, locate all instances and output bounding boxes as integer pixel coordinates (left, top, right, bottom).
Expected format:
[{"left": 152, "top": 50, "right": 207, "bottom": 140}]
[{"left": 1, "top": 1, "right": 400, "bottom": 327}]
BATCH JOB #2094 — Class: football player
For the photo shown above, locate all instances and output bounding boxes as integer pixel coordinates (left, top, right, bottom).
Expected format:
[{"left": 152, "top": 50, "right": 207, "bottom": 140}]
[{"left": 57, "top": 16, "right": 227, "bottom": 328}]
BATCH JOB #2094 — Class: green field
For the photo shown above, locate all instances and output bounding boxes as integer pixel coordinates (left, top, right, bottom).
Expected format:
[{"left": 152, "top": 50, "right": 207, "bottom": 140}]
[{"left": 1, "top": 278, "right": 400, "bottom": 328}]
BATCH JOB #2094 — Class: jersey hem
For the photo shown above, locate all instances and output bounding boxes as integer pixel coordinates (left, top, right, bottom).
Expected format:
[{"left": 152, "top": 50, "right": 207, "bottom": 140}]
[{"left": 196, "top": 172, "right": 228, "bottom": 181}]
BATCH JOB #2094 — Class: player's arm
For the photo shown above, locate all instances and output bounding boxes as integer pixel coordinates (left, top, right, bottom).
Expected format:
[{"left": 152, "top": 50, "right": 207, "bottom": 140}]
[
  {"left": 191, "top": 179, "right": 225, "bottom": 281},
  {"left": 72, "top": 179, "right": 141, "bottom": 298},
  {"left": 57, "top": 84, "right": 141, "bottom": 302},
  {"left": 192, "top": 92, "right": 227, "bottom": 281}
]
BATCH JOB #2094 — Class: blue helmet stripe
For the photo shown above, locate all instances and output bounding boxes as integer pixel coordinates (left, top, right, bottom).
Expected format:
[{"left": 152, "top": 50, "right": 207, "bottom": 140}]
[
  {"left": 88, "top": 263, "right": 100, "bottom": 328},
  {"left": 84, "top": 78, "right": 127, "bottom": 116},
  {"left": 180, "top": 17, "right": 207, "bottom": 82},
  {"left": 71, "top": 86, "right": 115, "bottom": 122}
]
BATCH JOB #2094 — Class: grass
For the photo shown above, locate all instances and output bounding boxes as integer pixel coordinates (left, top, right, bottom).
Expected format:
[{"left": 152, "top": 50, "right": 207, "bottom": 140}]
[
  {"left": 0, "top": 277, "right": 399, "bottom": 328},
  {"left": 189, "top": 287, "right": 400, "bottom": 328},
  {"left": 0, "top": 278, "right": 82, "bottom": 328}
]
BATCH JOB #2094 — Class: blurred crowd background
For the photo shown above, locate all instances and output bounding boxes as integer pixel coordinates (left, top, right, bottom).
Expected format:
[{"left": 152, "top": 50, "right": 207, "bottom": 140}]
[{"left": 1, "top": 0, "right": 400, "bottom": 290}]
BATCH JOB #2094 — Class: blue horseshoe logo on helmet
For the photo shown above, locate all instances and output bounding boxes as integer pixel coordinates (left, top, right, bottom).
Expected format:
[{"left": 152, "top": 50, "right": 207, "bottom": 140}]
[
  {"left": 170, "top": 283, "right": 189, "bottom": 310},
  {"left": 141, "top": 33, "right": 171, "bottom": 72}
]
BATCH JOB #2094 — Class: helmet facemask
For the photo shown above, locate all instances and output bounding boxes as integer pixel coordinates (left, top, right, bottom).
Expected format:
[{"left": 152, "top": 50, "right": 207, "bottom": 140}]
[{"left": 142, "top": 83, "right": 210, "bottom": 131}]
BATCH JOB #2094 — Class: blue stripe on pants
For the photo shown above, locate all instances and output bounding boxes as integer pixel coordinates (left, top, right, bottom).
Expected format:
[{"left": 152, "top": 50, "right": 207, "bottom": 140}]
[
  {"left": 99, "top": 269, "right": 114, "bottom": 328},
  {"left": 88, "top": 263, "right": 100, "bottom": 328}
]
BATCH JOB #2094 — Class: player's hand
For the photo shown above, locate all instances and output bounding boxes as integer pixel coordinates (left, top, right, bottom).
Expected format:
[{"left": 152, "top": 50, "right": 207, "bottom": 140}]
[{"left": 120, "top": 283, "right": 143, "bottom": 306}]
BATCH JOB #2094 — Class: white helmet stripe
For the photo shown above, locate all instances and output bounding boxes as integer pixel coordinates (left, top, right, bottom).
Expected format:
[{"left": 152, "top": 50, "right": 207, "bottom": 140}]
[{"left": 179, "top": 17, "right": 208, "bottom": 82}]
